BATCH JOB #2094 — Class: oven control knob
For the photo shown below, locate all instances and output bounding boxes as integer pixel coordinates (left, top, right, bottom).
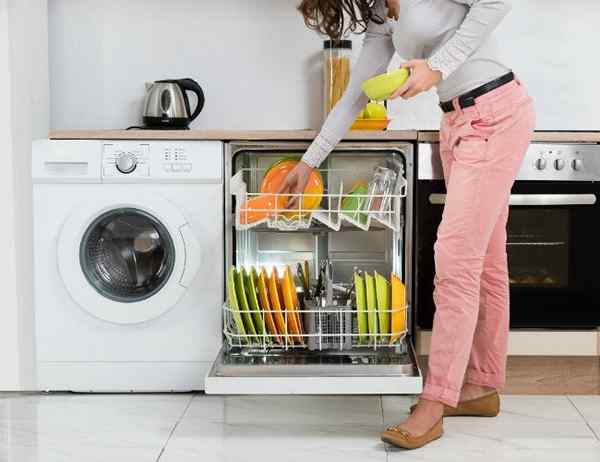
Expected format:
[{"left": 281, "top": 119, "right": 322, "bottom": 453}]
[
  {"left": 554, "top": 158, "right": 566, "bottom": 171},
  {"left": 535, "top": 158, "right": 547, "bottom": 171},
  {"left": 572, "top": 159, "right": 584, "bottom": 171},
  {"left": 116, "top": 152, "right": 137, "bottom": 174}
]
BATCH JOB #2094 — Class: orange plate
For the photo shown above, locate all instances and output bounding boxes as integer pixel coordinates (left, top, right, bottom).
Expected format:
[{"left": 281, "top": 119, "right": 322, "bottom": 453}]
[
  {"left": 255, "top": 267, "right": 282, "bottom": 344},
  {"left": 350, "top": 119, "right": 391, "bottom": 131},
  {"left": 239, "top": 194, "right": 287, "bottom": 225},
  {"left": 260, "top": 160, "right": 324, "bottom": 217},
  {"left": 267, "top": 267, "right": 288, "bottom": 340},
  {"left": 281, "top": 266, "right": 303, "bottom": 344}
]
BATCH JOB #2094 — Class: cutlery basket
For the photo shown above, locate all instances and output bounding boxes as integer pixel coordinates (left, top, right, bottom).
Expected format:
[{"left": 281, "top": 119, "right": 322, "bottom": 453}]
[{"left": 304, "top": 300, "right": 353, "bottom": 351}]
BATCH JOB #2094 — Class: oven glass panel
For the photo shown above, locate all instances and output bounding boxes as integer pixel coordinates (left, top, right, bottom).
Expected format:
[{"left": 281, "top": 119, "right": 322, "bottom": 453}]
[
  {"left": 416, "top": 180, "right": 600, "bottom": 329},
  {"left": 507, "top": 209, "right": 569, "bottom": 288}
]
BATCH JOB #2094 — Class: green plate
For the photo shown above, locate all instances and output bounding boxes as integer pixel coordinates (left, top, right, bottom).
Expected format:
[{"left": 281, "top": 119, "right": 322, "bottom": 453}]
[
  {"left": 354, "top": 272, "right": 368, "bottom": 345},
  {"left": 364, "top": 272, "right": 378, "bottom": 342},
  {"left": 234, "top": 267, "right": 257, "bottom": 340},
  {"left": 228, "top": 267, "right": 247, "bottom": 340},
  {"left": 245, "top": 267, "right": 268, "bottom": 342},
  {"left": 375, "top": 272, "right": 391, "bottom": 339},
  {"left": 342, "top": 184, "right": 369, "bottom": 225}
]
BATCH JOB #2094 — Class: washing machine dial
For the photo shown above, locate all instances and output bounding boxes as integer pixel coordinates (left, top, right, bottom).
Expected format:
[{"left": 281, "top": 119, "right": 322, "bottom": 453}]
[{"left": 116, "top": 152, "right": 137, "bottom": 174}]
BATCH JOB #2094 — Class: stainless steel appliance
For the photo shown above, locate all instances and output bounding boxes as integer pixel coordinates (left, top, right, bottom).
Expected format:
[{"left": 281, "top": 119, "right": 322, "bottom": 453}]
[
  {"left": 143, "top": 78, "right": 205, "bottom": 129},
  {"left": 205, "top": 141, "right": 422, "bottom": 394},
  {"left": 416, "top": 142, "right": 600, "bottom": 329}
]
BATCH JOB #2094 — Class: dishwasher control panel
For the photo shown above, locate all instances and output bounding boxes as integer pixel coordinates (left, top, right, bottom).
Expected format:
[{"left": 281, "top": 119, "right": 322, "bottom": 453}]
[{"left": 101, "top": 141, "right": 222, "bottom": 182}]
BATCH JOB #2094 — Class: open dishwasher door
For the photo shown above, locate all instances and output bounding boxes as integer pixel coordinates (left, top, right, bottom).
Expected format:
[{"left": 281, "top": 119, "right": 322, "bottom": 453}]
[{"left": 206, "top": 141, "right": 422, "bottom": 395}]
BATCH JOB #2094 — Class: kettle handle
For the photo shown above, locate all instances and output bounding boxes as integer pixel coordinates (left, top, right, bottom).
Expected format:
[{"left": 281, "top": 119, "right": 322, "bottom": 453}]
[{"left": 177, "top": 78, "right": 205, "bottom": 123}]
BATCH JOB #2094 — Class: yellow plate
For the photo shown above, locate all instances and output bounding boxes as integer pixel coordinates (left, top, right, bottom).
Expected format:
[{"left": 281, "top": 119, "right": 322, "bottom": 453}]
[
  {"left": 391, "top": 273, "right": 407, "bottom": 344},
  {"left": 351, "top": 118, "right": 390, "bottom": 131},
  {"left": 375, "top": 272, "right": 391, "bottom": 339}
]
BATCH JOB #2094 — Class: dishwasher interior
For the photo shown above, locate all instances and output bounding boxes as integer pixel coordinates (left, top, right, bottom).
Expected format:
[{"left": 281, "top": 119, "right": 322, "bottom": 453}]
[{"left": 206, "top": 141, "right": 421, "bottom": 394}]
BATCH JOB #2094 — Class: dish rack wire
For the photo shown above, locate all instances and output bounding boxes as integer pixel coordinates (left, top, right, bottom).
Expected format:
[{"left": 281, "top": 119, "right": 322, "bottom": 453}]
[
  {"left": 231, "top": 166, "right": 407, "bottom": 232},
  {"left": 223, "top": 301, "right": 409, "bottom": 352}
]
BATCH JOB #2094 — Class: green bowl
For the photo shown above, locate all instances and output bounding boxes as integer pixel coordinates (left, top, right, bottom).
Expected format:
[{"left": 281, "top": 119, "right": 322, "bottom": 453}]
[{"left": 362, "top": 69, "right": 410, "bottom": 101}]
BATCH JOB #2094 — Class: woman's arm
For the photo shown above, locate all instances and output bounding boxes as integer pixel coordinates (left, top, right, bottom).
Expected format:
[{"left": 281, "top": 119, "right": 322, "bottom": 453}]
[
  {"left": 302, "top": 12, "right": 395, "bottom": 168},
  {"left": 427, "top": 0, "right": 512, "bottom": 80}
]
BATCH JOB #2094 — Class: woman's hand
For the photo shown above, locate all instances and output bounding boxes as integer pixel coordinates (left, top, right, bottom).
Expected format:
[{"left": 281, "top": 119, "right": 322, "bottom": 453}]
[
  {"left": 390, "top": 59, "right": 442, "bottom": 100},
  {"left": 277, "top": 161, "right": 314, "bottom": 210}
]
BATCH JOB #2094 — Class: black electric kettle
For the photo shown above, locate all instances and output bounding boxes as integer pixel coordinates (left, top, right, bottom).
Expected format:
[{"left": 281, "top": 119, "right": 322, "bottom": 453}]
[{"left": 142, "top": 78, "right": 205, "bottom": 129}]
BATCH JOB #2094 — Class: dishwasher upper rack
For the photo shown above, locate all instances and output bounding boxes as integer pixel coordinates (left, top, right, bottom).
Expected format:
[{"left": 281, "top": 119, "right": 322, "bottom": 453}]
[
  {"left": 230, "top": 166, "right": 407, "bottom": 232},
  {"left": 222, "top": 301, "right": 409, "bottom": 352}
]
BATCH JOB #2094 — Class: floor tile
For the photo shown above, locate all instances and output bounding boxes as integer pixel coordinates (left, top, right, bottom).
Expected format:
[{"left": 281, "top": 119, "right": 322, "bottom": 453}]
[
  {"left": 159, "top": 394, "right": 387, "bottom": 461},
  {"left": 0, "top": 393, "right": 192, "bottom": 462},
  {"left": 188, "top": 394, "right": 384, "bottom": 426},
  {"left": 569, "top": 395, "right": 600, "bottom": 438},
  {"left": 383, "top": 395, "right": 600, "bottom": 461},
  {"left": 160, "top": 419, "right": 386, "bottom": 462}
]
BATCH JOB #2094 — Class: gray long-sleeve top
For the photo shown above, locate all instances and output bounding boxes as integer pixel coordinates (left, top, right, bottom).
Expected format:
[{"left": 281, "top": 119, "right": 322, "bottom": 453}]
[{"left": 303, "top": 0, "right": 512, "bottom": 168}]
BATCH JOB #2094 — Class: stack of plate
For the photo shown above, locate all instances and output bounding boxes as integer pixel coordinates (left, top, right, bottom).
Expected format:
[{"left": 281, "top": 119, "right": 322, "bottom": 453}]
[
  {"left": 227, "top": 265, "right": 305, "bottom": 346},
  {"left": 354, "top": 271, "right": 407, "bottom": 345}
]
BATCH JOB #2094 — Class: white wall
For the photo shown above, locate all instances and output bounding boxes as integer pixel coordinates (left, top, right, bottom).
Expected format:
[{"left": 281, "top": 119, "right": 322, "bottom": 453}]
[
  {"left": 0, "top": 0, "right": 49, "bottom": 391},
  {"left": 49, "top": 0, "right": 323, "bottom": 130},
  {"left": 48, "top": 0, "right": 600, "bottom": 131},
  {"left": 0, "top": 0, "right": 21, "bottom": 391}
]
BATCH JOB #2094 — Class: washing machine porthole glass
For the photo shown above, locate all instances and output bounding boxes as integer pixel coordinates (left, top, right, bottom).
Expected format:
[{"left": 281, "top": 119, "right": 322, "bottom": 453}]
[{"left": 80, "top": 208, "right": 176, "bottom": 303}]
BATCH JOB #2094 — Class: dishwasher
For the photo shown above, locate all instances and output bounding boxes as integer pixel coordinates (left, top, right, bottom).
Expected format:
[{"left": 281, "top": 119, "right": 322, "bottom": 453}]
[{"left": 205, "top": 141, "right": 422, "bottom": 394}]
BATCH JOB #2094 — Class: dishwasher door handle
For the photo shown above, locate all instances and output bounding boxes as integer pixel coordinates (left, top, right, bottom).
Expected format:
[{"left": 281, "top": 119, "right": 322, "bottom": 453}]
[{"left": 428, "top": 193, "right": 598, "bottom": 206}]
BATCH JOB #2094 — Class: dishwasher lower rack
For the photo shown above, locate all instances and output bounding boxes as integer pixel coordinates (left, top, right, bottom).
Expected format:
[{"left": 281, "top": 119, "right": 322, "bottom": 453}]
[{"left": 222, "top": 301, "right": 409, "bottom": 352}]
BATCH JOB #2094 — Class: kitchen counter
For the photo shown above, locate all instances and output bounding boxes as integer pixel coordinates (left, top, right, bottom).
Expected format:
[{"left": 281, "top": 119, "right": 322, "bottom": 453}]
[
  {"left": 49, "top": 129, "right": 600, "bottom": 144},
  {"left": 418, "top": 130, "right": 600, "bottom": 143},
  {"left": 49, "top": 129, "right": 418, "bottom": 141}
]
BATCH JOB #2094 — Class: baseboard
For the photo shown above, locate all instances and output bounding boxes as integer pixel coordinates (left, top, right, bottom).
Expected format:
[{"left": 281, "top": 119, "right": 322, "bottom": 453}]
[
  {"left": 418, "top": 355, "right": 600, "bottom": 395},
  {"left": 416, "top": 329, "right": 600, "bottom": 356},
  {"left": 36, "top": 362, "right": 210, "bottom": 392}
]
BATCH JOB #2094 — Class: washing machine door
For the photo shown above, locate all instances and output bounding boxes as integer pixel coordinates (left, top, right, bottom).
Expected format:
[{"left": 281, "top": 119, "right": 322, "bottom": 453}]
[{"left": 57, "top": 193, "right": 201, "bottom": 324}]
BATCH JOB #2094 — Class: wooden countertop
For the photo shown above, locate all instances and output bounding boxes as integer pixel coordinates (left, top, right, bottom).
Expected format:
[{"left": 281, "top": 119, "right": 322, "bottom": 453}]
[
  {"left": 49, "top": 129, "right": 600, "bottom": 144},
  {"left": 418, "top": 131, "right": 600, "bottom": 143},
  {"left": 49, "top": 129, "right": 418, "bottom": 141}
]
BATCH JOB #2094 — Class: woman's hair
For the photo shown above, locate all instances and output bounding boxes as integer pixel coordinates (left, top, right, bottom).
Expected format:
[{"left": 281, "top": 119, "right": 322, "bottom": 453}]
[{"left": 297, "top": 0, "right": 384, "bottom": 39}]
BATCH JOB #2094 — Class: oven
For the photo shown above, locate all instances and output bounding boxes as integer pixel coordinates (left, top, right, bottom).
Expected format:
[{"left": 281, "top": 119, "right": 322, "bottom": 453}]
[{"left": 415, "top": 142, "right": 600, "bottom": 329}]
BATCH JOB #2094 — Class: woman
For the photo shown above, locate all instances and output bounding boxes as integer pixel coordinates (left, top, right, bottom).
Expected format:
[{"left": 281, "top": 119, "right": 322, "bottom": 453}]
[{"left": 280, "top": 0, "right": 535, "bottom": 450}]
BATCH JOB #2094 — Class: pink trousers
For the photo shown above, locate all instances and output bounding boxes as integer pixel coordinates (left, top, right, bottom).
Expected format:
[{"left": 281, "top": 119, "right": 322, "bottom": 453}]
[{"left": 422, "top": 79, "right": 536, "bottom": 407}]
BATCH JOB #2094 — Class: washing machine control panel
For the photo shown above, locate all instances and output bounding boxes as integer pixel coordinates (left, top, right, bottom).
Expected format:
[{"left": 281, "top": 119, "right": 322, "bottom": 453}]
[
  {"left": 103, "top": 143, "right": 150, "bottom": 178},
  {"left": 101, "top": 141, "right": 221, "bottom": 182}
]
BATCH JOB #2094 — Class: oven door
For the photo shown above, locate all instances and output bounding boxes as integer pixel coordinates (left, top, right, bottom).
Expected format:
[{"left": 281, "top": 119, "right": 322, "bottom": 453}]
[{"left": 416, "top": 181, "right": 600, "bottom": 329}]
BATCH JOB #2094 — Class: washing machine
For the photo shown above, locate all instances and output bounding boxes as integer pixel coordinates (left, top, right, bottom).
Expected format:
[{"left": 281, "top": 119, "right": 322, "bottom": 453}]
[{"left": 32, "top": 139, "right": 223, "bottom": 391}]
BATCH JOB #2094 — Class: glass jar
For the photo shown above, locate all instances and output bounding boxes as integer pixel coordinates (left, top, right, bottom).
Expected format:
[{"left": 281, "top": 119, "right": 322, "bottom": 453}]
[{"left": 323, "top": 39, "right": 352, "bottom": 120}]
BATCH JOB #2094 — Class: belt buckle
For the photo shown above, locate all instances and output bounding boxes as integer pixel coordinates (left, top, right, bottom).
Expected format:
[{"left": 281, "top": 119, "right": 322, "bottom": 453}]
[{"left": 461, "top": 96, "right": 475, "bottom": 109}]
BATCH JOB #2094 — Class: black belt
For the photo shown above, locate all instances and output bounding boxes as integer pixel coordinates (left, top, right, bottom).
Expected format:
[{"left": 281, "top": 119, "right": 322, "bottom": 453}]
[{"left": 439, "top": 72, "right": 515, "bottom": 113}]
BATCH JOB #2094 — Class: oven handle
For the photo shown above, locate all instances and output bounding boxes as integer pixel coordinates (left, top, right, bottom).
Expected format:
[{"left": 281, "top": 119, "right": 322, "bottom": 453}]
[{"left": 428, "top": 194, "right": 598, "bottom": 206}]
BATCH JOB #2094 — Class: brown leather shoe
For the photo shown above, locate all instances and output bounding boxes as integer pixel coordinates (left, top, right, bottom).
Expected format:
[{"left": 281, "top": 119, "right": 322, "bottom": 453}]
[
  {"left": 381, "top": 418, "right": 443, "bottom": 450},
  {"left": 410, "top": 391, "right": 500, "bottom": 417}
]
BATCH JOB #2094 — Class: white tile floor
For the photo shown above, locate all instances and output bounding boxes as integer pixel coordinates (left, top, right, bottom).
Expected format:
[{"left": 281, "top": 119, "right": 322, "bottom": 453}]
[{"left": 1, "top": 393, "right": 599, "bottom": 462}]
